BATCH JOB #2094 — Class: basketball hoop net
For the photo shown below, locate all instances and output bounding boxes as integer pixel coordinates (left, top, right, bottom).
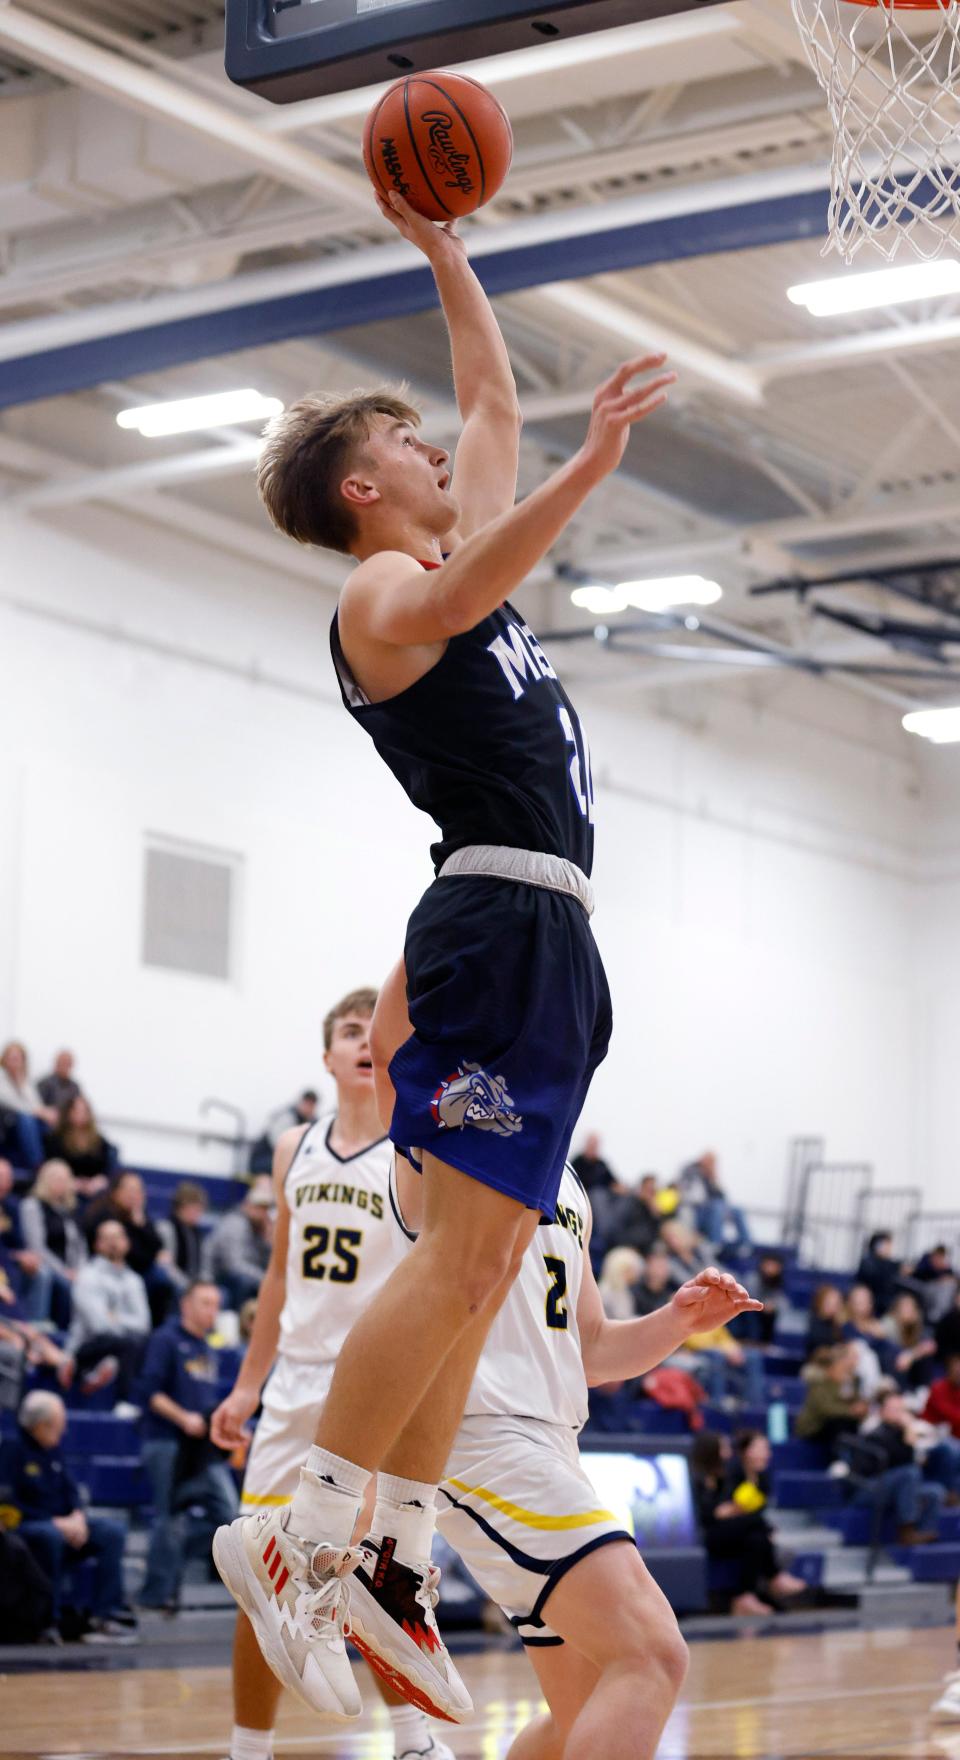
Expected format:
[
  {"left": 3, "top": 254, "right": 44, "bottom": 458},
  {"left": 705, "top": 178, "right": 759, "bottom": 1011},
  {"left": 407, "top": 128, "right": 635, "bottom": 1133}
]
[{"left": 792, "top": 0, "right": 960, "bottom": 261}]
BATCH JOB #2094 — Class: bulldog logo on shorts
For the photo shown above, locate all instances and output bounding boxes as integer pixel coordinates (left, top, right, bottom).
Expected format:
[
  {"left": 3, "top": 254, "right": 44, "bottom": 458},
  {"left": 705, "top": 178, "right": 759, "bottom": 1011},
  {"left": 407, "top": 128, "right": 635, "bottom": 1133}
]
[{"left": 431, "top": 1062, "right": 523, "bottom": 1137}]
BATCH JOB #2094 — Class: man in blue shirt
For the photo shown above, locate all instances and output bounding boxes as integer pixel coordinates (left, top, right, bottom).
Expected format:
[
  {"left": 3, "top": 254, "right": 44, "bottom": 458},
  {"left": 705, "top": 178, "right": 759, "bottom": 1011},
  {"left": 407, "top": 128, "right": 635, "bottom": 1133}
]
[
  {"left": 10, "top": 1389, "right": 131, "bottom": 1640},
  {"left": 138, "top": 1279, "right": 237, "bottom": 1610}
]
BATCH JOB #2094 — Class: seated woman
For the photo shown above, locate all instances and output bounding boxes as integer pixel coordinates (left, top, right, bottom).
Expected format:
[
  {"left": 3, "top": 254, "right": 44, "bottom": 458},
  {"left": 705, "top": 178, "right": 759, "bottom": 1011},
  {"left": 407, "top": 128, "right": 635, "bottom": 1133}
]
[
  {"left": 18, "top": 1160, "right": 87, "bottom": 1326},
  {"left": 805, "top": 1283, "right": 846, "bottom": 1358},
  {"left": 46, "top": 1096, "right": 116, "bottom": 1204},
  {"left": 883, "top": 1292, "right": 937, "bottom": 1392},
  {"left": 0, "top": 1043, "right": 57, "bottom": 1174},
  {"left": 690, "top": 1431, "right": 805, "bottom": 1616},
  {"left": 843, "top": 1283, "right": 893, "bottom": 1393}
]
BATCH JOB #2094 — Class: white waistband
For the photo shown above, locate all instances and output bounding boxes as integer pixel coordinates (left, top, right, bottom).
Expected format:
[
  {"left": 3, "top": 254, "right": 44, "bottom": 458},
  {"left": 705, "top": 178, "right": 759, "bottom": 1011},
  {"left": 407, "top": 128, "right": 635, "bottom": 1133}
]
[{"left": 438, "top": 845, "right": 594, "bottom": 917}]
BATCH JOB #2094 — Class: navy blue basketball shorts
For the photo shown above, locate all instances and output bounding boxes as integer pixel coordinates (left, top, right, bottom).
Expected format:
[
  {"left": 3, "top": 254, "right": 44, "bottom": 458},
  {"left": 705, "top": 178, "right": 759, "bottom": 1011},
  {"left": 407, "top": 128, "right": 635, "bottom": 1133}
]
[{"left": 388, "top": 874, "right": 612, "bottom": 1220}]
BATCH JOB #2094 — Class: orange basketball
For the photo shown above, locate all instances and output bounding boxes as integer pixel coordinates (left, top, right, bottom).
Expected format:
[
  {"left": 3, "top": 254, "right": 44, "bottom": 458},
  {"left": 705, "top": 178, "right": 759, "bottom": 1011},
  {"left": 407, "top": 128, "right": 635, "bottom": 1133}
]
[{"left": 363, "top": 71, "right": 513, "bottom": 224}]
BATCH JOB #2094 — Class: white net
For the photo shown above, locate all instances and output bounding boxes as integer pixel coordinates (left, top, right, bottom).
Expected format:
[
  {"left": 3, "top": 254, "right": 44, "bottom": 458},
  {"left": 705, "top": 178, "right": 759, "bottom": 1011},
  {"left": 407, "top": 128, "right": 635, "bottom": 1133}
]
[{"left": 792, "top": 0, "right": 960, "bottom": 261}]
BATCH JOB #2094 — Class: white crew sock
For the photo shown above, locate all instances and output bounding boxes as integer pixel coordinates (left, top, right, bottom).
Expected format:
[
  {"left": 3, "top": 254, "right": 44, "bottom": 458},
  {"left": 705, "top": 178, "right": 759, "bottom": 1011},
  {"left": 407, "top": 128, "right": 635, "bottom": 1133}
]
[
  {"left": 371, "top": 1471, "right": 438, "bottom": 1568},
  {"left": 230, "top": 1725, "right": 274, "bottom": 1760},
  {"left": 388, "top": 1701, "right": 436, "bottom": 1755},
  {"left": 287, "top": 1445, "right": 371, "bottom": 1545}
]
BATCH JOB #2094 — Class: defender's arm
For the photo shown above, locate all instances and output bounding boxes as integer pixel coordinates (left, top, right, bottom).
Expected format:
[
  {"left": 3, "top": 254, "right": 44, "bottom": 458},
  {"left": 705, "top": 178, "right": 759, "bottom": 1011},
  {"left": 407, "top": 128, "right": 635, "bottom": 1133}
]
[
  {"left": 577, "top": 1215, "right": 761, "bottom": 1387},
  {"left": 208, "top": 1129, "right": 299, "bottom": 1448}
]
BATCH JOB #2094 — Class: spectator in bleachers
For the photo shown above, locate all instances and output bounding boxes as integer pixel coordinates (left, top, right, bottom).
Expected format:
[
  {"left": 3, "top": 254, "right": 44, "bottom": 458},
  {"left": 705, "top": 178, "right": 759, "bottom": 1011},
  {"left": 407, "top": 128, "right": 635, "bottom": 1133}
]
[
  {"left": 83, "top": 1172, "right": 175, "bottom": 1326},
  {"left": 796, "top": 1344, "right": 868, "bottom": 1451},
  {"left": 855, "top": 1388, "right": 944, "bottom": 1544},
  {"left": 0, "top": 1156, "right": 43, "bottom": 1297},
  {"left": 249, "top": 1090, "right": 320, "bottom": 1171},
  {"left": 0, "top": 1042, "right": 57, "bottom": 1172},
  {"left": 661, "top": 1218, "right": 711, "bottom": 1290},
  {"left": 19, "top": 1160, "right": 87, "bottom": 1326},
  {"left": 10, "top": 1390, "right": 133, "bottom": 1641},
  {"left": 37, "top": 1051, "right": 81, "bottom": 1117},
  {"left": 805, "top": 1283, "right": 847, "bottom": 1359},
  {"left": 913, "top": 1243, "right": 958, "bottom": 1325},
  {"left": 883, "top": 1292, "right": 937, "bottom": 1392},
  {"left": 205, "top": 1177, "right": 274, "bottom": 1309},
  {"left": 856, "top": 1231, "right": 903, "bottom": 1317},
  {"left": 156, "top": 1181, "right": 209, "bottom": 1291},
  {"left": 729, "top": 1430, "right": 807, "bottom": 1598},
  {"left": 46, "top": 1095, "right": 116, "bottom": 1202},
  {"left": 679, "top": 1150, "right": 752, "bottom": 1254},
  {"left": 843, "top": 1283, "right": 892, "bottom": 1390},
  {"left": 137, "top": 1279, "right": 238, "bottom": 1612},
  {"left": 924, "top": 1355, "right": 960, "bottom": 1442},
  {"left": 752, "top": 1253, "right": 786, "bottom": 1347},
  {"left": 690, "top": 1432, "right": 799, "bottom": 1616},
  {"left": 936, "top": 1286, "right": 960, "bottom": 1367},
  {"left": 62, "top": 1218, "right": 150, "bottom": 1408},
  {"left": 0, "top": 1244, "right": 68, "bottom": 1393},
  {"left": 571, "top": 1130, "right": 618, "bottom": 1195},
  {"left": 597, "top": 1247, "right": 644, "bottom": 1320},
  {"left": 631, "top": 1245, "right": 673, "bottom": 1318},
  {"left": 238, "top": 1295, "right": 258, "bottom": 1345}
]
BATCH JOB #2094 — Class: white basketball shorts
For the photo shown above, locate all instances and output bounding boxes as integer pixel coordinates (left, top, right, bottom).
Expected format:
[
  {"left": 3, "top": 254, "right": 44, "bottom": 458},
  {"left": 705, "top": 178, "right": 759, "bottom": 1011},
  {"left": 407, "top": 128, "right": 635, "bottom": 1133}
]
[
  {"left": 437, "top": 1415, "right": 633, "bottom": 1645},
  {"left": 241, "top": 1355, "right": 335, "bottom": 1509}
]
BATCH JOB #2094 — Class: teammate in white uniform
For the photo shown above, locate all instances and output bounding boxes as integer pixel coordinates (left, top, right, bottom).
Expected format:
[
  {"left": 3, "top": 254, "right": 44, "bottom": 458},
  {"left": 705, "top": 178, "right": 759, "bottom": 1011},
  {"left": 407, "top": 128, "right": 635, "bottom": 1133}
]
[
  {"left": 391, "top": 1151, "right": 762, "bottom": 1759},
  {"left": 211, "top": 988, "right": 453, "bottom": 1760}
]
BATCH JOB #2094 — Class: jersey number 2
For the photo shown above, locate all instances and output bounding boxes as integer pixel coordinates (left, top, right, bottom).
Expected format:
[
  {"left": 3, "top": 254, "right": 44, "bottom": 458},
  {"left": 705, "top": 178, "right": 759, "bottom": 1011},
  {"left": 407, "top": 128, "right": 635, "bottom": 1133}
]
[
  {"left": 558, "top": 706, "right": 595, "bottom": 825},
  {"left": 302, "top": 1225, "right": 362, "bottom": 1284},
  {"left": 544, "top": 1255, "right": 569, "bottom": 1331}
]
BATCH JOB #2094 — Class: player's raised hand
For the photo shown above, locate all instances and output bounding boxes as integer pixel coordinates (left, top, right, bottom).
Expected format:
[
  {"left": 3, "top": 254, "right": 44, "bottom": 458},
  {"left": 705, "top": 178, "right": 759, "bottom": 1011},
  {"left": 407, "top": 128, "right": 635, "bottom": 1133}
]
[
  {"left": 210, "top": 1382, "right": 259, "bottom": 1451},
  {"left": 671, "top": 1266, "right": 763, "bottom": 1335},
  {"left": 375, "top": 187, "right": 466, "bottom": 261},
  {"left": 578, "top": 354, "right": 677, "bottom": 483}
]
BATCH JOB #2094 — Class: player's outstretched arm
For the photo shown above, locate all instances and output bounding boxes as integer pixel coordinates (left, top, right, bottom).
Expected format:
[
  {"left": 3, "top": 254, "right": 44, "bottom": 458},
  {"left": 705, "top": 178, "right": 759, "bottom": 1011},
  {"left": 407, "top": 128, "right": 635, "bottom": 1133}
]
[
  {"left": 208, "top": 1130, "right": 297, "bottom": 1449},
  {"left": 342, "top": 353, "right": 677, "bottom": 648},
  {"left": 374, "top": 189, "right": 521, "bottom": 539},
  {"left": 577, "top": 1243, "right": 762, "bottom": 1389}
]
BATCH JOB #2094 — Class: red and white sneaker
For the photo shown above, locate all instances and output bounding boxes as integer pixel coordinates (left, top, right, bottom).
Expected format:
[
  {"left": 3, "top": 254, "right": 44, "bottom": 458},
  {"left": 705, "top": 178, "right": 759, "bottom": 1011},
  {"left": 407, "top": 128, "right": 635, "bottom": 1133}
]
[
  {"left": 212, "top": 1509, "right": 364, "bottom": 1720},
  {"left": 346, "top": 1535, "right": 473, "bottom": 1724}
]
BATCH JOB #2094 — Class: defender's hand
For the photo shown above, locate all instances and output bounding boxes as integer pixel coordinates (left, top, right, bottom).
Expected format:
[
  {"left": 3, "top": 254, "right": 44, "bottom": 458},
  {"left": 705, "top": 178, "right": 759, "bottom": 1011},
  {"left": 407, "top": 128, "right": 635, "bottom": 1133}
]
[
  {"left": 210, "top": 1384, "right": 259, "bottom": 1450},
  {"left": 578, "top": 355, "right": 677, "bottom": 484},
  {"left": 671, "top": 1267, "right": 763, "bottom": 1336},
  {"left": 375, "top": 188, "right": 467, "bottom": 262}
]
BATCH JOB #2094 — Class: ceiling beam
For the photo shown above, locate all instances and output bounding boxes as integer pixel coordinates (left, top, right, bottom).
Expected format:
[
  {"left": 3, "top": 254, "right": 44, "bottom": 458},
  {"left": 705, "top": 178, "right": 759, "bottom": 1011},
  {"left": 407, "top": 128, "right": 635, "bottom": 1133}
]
[{"left": 0, "top": 3, "right": 369, "bottom": 207}]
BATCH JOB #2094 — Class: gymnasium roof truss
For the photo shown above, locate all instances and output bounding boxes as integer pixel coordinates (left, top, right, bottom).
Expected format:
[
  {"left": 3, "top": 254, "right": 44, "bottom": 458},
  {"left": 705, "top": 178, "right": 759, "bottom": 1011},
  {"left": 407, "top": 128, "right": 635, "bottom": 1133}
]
[{"left": 2, "top": 0, "right": 960, "bottom": 719}]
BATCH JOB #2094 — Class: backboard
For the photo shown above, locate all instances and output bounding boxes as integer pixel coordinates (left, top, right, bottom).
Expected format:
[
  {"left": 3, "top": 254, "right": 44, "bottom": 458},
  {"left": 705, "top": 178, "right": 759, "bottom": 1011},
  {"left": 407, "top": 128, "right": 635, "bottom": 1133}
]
[{"left": 225, "top": 0, "right": 731, "bottom": 105}]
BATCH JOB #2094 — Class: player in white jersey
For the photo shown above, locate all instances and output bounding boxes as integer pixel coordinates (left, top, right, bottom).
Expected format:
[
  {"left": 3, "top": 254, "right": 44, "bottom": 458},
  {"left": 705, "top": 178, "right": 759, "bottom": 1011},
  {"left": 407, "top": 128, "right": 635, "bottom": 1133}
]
[
  {"left": 210, "top": 988, "right": 454, "bottom": 1760},
  {"left": 390, "top": 1151, "right": 762, "bottom": 1760}
]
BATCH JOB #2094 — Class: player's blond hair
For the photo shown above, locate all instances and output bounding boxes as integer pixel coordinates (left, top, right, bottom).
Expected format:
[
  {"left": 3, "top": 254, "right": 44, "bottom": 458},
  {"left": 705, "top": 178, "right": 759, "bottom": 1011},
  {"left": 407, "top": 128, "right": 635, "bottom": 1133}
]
[
  {"left": 323, "top": 986, "right": 379, "bottom": 1051},
  {"left": 257, "top": 388, "right": 421, "bottom": 556}
]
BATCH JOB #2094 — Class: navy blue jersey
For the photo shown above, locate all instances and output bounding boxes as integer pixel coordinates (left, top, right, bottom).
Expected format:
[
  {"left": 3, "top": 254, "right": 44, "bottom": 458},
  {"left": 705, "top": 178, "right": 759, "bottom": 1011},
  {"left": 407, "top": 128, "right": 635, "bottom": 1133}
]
[{"left": 331, "top": 590, "right": 595, "bottom": 876}]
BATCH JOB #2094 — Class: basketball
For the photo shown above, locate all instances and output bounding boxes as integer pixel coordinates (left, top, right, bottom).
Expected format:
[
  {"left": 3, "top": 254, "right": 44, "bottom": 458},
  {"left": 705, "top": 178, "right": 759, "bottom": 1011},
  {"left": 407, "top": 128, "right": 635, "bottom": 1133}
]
[{"left": 363, "top": 71, "right": 513, "bottom": 224}]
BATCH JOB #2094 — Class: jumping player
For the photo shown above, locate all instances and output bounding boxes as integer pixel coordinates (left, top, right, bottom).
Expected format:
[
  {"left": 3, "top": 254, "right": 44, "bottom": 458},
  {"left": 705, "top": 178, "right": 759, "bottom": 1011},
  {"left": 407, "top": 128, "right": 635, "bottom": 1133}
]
[
  {"left": 210, "top": 988, "right": 453, "bottom": 1760},
  {"left": 388, "top": 1149, "right": 761, "bottom": 1760},
  {"left": 214, "top": 187, "right": 677, "bottom": 1728}
]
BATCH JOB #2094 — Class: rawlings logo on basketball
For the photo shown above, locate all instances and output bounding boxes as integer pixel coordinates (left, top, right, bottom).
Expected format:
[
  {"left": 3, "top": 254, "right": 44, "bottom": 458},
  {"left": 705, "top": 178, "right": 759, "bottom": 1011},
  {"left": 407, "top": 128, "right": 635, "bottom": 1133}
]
[
  {"left": 431, "top": 1063, "right": 522, "bottom": 1137},
  {"left": 421, "top": 110, "right": 475, "bottom": 196}
]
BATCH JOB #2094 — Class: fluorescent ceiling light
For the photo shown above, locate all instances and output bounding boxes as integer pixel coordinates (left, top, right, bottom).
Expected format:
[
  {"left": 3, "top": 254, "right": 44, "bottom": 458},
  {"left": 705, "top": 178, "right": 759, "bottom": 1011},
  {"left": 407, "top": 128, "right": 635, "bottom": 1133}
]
[
  {"left": 570, "top": 575, "right": 722, "bottom": 616},
  {"left": 902, "top": 706, "right": 960, "bottom": 744},
  {"left": 117, "top": 388, "right": 283, "bottom": 438},
  {"left": 788, "top": 261, "right": 960, "bottom": 317}
]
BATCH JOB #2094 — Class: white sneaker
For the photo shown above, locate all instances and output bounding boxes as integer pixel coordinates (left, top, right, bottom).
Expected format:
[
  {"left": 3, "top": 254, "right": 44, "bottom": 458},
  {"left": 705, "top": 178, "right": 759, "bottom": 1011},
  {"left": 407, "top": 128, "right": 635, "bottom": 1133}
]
[
  {"left": 347, "top": 1535, "right": 473, "bottom": 1724},
  {"left": 933, "top": 1671, "right": 960, "bottom": 1721},
  {"left": 396, "top": 1739, "right": 458, "bottom": 1760},
  {"left": 212, "top": 1509, "right": 363, "bottom": 1720}
]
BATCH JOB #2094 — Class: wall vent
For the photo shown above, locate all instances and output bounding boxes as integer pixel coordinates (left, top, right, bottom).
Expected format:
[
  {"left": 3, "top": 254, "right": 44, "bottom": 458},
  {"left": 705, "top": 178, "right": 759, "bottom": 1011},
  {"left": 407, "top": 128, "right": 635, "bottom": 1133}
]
[{"left": 142, "top": 836, "right": 239, "bottom": 981}]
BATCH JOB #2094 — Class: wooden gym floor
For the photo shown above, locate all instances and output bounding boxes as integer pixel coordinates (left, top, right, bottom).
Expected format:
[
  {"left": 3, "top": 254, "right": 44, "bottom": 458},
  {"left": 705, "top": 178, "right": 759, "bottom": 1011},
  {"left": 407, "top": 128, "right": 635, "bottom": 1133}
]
[{"left": 1, "top": 1627, "right": 958, "bottom": 1759}]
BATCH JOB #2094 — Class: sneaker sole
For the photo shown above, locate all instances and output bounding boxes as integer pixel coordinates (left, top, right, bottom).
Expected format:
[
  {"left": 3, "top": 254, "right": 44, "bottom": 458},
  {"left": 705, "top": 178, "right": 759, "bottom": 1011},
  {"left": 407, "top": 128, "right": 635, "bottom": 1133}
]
[
  {"left": 344, "top": 1576, "right": 472, "bottom": 1725},
  {"left": 212, "top": 1523, "right": 360, "bottom": 1723}
]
